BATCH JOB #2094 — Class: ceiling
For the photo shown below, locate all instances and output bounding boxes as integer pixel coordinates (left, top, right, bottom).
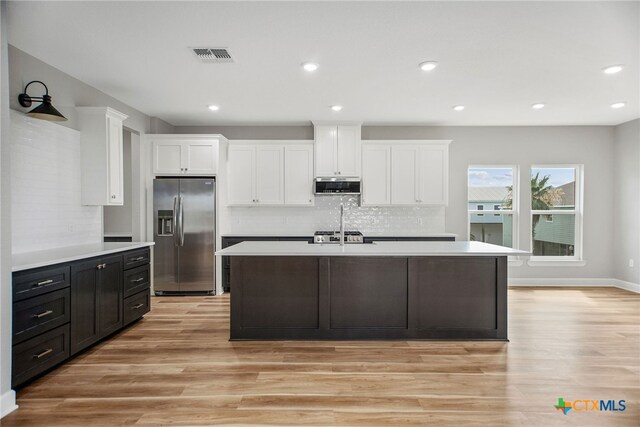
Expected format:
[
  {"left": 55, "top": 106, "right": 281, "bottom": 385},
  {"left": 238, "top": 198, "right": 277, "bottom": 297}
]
[{"left": 7, "top": 1, "right": 640, "bottom": 126}]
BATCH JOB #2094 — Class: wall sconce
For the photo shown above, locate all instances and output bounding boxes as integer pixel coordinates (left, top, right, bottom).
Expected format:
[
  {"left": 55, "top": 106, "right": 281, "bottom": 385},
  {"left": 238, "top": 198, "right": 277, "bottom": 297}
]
[{"left": 18, "top": 80, "right": 67, "bottom": 122}]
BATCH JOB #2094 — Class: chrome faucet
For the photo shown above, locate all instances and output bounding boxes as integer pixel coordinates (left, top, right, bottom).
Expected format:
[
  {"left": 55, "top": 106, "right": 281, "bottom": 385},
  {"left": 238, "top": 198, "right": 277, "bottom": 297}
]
[{"left": 339, "top": 204, "right": 345, "bottom": 246}]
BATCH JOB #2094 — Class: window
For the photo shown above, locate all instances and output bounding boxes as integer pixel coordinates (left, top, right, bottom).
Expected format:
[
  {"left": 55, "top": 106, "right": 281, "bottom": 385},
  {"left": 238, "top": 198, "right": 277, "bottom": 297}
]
[
  {"left": 468, "top": 167, "right": 517, "bottom": 248},
  {"left": 529, "top": 166, "right": 582, "bottom": 260}
]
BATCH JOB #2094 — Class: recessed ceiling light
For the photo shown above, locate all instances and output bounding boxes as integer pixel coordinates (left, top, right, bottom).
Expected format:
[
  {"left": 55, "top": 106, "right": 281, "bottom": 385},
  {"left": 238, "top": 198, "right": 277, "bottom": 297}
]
[
  {"left": 208, "top": 105, "right": 220, "bottom": 111},
  {"left": 532, "top": 103, "right": 545, "bottom": 110},
  {"left": 603, "top": 65, "right": 624, "bottom": 74},
  {"left": 331, "top": 105, "right": 343, "bottom": 112},
  {"left": 453, "top": 105, "right": 465, "bottom": 111},
  {"left": 611, "top": 102, "right": 626, "bottom": 109},
  {"left": 419, "top": 61, "right": 438, "bottom": 71},
  {"left": 302, "top": 62, "right": 319, "bottom": 72}
]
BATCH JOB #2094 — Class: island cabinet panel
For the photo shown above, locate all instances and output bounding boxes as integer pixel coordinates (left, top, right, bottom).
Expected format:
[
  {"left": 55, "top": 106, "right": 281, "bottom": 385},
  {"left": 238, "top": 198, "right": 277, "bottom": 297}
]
[
  {"left": 234, "top": 257, "right": 319, "bottom": 329},
  {"left": 230, "top": 255, "right": 508, "bottom": 340},
  {"left": 411, "top": 257, "right": 497, "bottom": 330},
  {"left": 329, "top": 258, "right": 407, "bottom": 328}
]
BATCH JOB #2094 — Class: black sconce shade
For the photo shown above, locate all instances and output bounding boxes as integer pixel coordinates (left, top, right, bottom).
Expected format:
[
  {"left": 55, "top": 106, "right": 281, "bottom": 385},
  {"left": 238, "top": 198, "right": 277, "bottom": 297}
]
[{"left": 18, "top": 81, "right": 67, "bottom": 122}]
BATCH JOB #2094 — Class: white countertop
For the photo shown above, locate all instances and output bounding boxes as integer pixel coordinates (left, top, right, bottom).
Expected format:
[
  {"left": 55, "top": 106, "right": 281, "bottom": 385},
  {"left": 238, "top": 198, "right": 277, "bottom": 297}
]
[
  {"left": 221, "top": 233, "right": 457, "bottom": 238},
  {"left": 215, "top": 241, "right": 528, "bottom": 257},
  {"left": 13, "top": 242, "right": 155, "bottom": 272}
]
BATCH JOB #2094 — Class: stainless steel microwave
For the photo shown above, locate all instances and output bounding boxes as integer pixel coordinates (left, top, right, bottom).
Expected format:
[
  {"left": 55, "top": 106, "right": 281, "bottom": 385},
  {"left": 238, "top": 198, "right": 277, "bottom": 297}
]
[{"left": 314, "top": 177, "right": 361, "bottom": 195}]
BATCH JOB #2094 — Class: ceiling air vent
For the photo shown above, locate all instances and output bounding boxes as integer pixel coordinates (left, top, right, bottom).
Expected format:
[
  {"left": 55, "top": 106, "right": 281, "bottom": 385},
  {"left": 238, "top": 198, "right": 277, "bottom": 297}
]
[{"left": 191, "top": 48, "right": 234, "bottom": 63}]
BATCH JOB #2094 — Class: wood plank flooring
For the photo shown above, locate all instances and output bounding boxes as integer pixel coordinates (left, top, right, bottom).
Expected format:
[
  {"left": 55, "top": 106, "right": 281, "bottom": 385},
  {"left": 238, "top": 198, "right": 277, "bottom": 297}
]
[{"left": 3, "top": 287, "right": 639, "bottom": 426}]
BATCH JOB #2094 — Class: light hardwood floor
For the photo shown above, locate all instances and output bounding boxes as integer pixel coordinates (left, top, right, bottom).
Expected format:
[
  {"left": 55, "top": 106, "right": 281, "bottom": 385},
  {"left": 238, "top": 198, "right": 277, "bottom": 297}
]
[{"left": 3, "top": 287, "right": 639, "bottom": 426}]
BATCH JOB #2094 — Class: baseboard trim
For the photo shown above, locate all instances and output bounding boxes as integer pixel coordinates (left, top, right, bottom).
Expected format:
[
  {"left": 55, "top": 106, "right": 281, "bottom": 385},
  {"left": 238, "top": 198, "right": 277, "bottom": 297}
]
[
  {"left": 1, "top": 389, "right": 17, "bottom": 418},
  {"left": 509, "top": 278, "right": 639, "bottom": 293},
  {"left": 613, "top": 279, "right": 640, "bottom": 294}
]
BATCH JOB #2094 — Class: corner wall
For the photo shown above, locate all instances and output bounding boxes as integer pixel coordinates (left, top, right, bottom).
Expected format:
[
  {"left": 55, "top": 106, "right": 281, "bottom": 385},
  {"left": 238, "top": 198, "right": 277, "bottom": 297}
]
[
  {"left": 0, "top": 1, "right": 17, "bottom": 418},
  {"left": 613, "top": 119, "right": 640, "bottom": 286}
]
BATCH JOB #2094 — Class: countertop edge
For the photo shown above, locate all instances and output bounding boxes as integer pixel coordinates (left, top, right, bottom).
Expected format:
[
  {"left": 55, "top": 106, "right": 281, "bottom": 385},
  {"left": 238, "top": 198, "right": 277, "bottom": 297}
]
[{"left": 12, "top": 242, "right": 155, "bottom": 272}]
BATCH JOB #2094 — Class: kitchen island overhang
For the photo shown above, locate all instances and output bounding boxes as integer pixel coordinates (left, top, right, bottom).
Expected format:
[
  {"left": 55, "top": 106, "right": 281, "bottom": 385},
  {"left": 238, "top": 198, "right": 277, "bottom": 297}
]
[{"left": 216, "top": 241, "right": 528, "bottom": 341}]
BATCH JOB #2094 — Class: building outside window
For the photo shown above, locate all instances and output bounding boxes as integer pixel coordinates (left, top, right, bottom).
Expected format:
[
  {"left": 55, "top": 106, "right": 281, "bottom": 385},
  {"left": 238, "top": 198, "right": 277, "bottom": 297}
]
[
  {"left": 530, "top": 166, "right": 583, "bottom": 259},
  {"left": 468, "top": 167, "right": 517, "bottom": 248}
]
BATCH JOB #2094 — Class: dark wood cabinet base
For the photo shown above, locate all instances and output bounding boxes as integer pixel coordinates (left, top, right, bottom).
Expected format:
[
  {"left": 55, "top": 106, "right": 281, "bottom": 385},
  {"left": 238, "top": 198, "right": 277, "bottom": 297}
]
[{"left": 230, "top": 256, "right": 507, "bottom": 340}]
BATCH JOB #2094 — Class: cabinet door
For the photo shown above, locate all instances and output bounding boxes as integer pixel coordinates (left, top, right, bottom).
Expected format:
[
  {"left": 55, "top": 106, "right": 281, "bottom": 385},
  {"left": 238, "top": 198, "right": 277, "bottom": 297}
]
[
  {"left": 418, "top": 145, "right": 448, "bottom": 205},
  {"left": 106, "top": 116, "right": 124, "bottom": 205},
  {"left": 284, "top": 145, "right": 314, "bottom": 205},
  {"left": 227, "top": 145, "right": 256, "bottom": 205},
  {"left": 184, "top": 141, "right": 217, "bottom": 175},
  {"left": 336, "top": 125, "right": 361, "bottom": 177},
  {"left": 255, "top": 146, "right": 284, "bottom": 205},
  {"left": 97, "top": 255, "right": 123, "bottom": 337},
  {"left": 153, "top": 141, "right": 183, "bottom": 174},
  {"left": 362, "top": 145, "right": 390, "bottom": 206},
  {"left": 391, "top": 146, "right": 419, "bottom": 205},
  {"left": 314, "top": 125, "right": 337, "bottom": 176},
  {"left": 70, "top": 260, "right": 100, "bottom": 355}
]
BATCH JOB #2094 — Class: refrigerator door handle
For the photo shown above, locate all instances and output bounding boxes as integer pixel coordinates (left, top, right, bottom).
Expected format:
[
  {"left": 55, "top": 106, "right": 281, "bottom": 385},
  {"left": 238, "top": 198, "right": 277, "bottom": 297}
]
[
  {"left": 179, "top": 196, "right": 185, "bottom": 246},
  {"left": 173, "top": 196, "right": 179, "bottom": 247}
]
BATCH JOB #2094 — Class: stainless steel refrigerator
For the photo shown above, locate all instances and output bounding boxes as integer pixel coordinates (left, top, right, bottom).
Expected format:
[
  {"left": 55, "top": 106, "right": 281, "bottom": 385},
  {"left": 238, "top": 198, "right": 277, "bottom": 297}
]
[{"left": 153, "top": 178, "right": 215, "bottom": 295}]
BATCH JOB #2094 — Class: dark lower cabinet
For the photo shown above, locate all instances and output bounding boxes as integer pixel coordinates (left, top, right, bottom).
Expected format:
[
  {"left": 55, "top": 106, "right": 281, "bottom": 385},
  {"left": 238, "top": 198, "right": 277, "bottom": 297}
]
[
  {"left": 13, "top": 247, "right": 151, "bottom": 388},
  {"left": 70, "top": 254, "right": 124, "bottom": 355}
]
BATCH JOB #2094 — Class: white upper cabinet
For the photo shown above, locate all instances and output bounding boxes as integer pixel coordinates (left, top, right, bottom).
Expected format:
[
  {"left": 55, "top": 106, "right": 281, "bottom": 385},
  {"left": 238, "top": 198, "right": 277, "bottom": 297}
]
[
  {"left": 314, "top": 125, "right": 337, "bottom": 176},
  {"left": 284, "top": 145, "right": 314, "bottom": 206},
  {"left": 78, "top": 107, "right": 128, "bottom": 206},
  {"left": 227, "top": 145, "right": 255, "bottom": 205},
  {"left": 227, "top": 141, "right": 313, "bottom": 206},
  {"left": 151, "top": 136, "right": 220, "bottom": 175},
  {"left": 362, "top": 145, "right": 391, "bottom": 206},
  {"left": 255, "top": 146, "right": 284, "bottom": 205},
  {"left": 313, "top": 124, "right": 361, "bottom": 177},
  {"left": 391, "top": 145, "right": 419, "bottom": 205},
  {"left": 418, "top": 145, "right": 448, "bottom": 205},
  {"left": 362, "top": 140, "right": 450, "bottom": 206}
]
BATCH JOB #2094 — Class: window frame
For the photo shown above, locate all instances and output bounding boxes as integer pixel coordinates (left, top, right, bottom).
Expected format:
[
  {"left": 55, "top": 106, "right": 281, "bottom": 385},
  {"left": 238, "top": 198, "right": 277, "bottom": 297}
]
[
  {"left": 467, "top": 165, "right": 520, "bottom": 262},
  {"left": 528, "top": 164, "right": 584, "bottom": 265}
]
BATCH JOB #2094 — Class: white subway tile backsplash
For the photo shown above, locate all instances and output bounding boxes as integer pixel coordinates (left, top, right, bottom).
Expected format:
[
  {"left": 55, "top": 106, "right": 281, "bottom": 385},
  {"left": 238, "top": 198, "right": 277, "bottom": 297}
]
[
  {"left": 221, "top": 195, "right": 445, "bottom": 235},
  {"left": 10, "top": 111, "right": 102, "bottom": 254}
]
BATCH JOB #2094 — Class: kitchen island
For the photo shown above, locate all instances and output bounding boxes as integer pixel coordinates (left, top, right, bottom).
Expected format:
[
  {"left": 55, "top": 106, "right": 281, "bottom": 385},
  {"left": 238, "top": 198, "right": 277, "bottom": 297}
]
[{"left": 216, "top": 241, "right": 527, "bottom": 341}]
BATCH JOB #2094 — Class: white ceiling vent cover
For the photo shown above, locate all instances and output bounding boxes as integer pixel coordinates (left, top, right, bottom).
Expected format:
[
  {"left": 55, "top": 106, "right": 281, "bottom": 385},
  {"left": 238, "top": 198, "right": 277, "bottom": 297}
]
[{"left": 191, "top": 48, "right": 234, "bottom": 63}]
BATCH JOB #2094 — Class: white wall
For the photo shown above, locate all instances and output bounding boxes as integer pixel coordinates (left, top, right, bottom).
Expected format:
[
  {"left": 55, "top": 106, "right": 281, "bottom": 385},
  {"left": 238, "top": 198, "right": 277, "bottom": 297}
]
[
  {"left": 9, "top": 45, "right": 150, "bottom": 135},
  {"left": 0, "top": 2, "right": 16, "bottom": 418},
  {"left": 103, "top": 130, "right": 133, "bottom": 235},
  {"left": 363, "top": 126, "right": 616, "bottom": 280},
  {"left": 10, "top": 111, "right": 102, "bottom": 253},
  {"left": 613, "top": 119, "right": 640, "bottom": 285}
]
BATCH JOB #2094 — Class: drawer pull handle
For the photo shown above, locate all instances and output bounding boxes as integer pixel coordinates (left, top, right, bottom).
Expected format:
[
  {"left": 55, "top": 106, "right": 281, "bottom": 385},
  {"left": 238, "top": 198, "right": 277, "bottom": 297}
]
[
  {"left": 34, "top": 279, "right": 54, "bottom": 287},
  {"left": 33, "top": 348, "right": 53, "bottom": 359},
  {"left": 96, "top": 263, "right": 106, "bottom": 270},
  {"left": 131, "top": 277, "right": 145, "bottom": 283},
  {"left": 132, "top": 303, "right": 144, "bottom": 310},
  {"left": 33, "top": 310, "right": 54, "bottom": 319},
  {"left": 130, "top": 257, "right": 145, "bottom": 262}
]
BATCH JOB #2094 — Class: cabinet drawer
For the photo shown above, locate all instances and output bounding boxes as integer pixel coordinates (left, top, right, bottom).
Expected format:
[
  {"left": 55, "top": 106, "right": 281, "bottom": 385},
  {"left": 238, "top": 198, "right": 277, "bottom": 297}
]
[
  {"left": 123, "top": 248, "right": 150, "bottom": 270},
  {"left": 124, "top": 265, "right": 150, "bottom": 298},
  {"left": 13, "top": 288, "right": 70, "bottom": 345},
  {"left": 124, "top": 289, "right": 150, "bottom": 326},
  {"left": 12, "top": 324, "right": 70, "bottom": 388},
  {"left": 13, "top": 265, "right": 70, "bottom": 302}
]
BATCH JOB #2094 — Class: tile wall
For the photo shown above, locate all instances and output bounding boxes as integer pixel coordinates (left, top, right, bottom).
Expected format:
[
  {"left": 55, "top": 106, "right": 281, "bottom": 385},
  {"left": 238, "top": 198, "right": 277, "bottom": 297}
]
[{"left": 11, "top": 111, "right": 102, "bottom": 253}]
